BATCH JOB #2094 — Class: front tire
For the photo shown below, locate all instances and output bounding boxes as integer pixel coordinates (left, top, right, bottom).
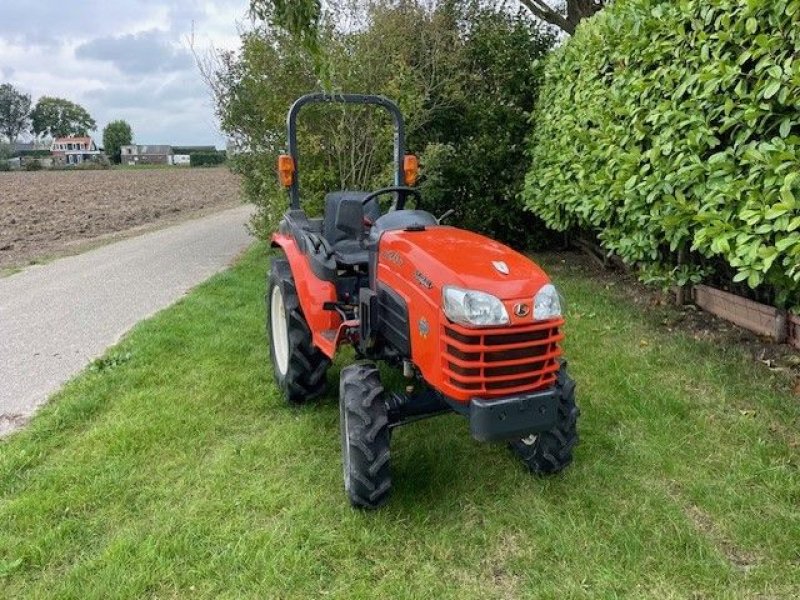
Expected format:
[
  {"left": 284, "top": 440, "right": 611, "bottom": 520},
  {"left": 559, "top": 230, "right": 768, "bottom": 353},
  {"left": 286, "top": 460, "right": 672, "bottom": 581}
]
[
  {"left": 339, "top": 363, "right": 392, "bottom": 509},
  {"left": 509, "top": 364, "right": 579, "bottom": 474},
  {"left": 266, "top": 257, "right": 330, "bottom": 405}
]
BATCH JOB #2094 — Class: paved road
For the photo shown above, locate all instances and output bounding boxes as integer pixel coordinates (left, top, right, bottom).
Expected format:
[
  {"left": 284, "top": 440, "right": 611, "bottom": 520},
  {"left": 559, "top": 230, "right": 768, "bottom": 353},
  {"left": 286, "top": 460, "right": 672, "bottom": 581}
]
[{"left": 0, "top": 205, "right": 254, "bottom": 436}]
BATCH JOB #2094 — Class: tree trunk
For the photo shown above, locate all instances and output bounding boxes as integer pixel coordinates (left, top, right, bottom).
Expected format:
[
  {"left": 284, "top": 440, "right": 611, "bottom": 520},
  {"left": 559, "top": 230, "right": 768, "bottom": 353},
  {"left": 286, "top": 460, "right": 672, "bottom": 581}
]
[{"left": 519, "top": 0, "right": 605, "bottom": 35}]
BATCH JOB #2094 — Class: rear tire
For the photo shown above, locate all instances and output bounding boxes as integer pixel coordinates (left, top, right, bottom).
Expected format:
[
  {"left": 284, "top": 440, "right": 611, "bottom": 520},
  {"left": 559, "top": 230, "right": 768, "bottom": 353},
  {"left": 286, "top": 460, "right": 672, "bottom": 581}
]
[
  {"left": 267, "top": 257, "right": 330, "bottom": 405},
  {"left": 509, "top": 364, "right": 579, "bottom": 475},
  {"left": 339, "top": 363, "right": 392, "bottom": 509}
]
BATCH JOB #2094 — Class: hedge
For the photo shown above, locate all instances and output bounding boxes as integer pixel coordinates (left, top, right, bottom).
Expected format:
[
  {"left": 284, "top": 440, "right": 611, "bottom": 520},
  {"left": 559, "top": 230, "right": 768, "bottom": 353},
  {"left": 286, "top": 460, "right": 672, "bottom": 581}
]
[
  {"left": 17, "top": 150, "right": 51, "bottom": 158},
  {"left": 524, "top": 0, "right": 800, "bottom": 308},
  {"left": 190, "top": 151, "right": 227, "bottom": 167}
]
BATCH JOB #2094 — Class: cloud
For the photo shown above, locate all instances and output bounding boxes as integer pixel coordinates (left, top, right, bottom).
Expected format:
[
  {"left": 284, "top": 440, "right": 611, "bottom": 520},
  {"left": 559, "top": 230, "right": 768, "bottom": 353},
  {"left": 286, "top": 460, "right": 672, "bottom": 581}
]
[
  {"left": 75, "top": 30, "right": 193, "bottom": 75},
  {"left": 0, "top": 0, "right": 249, "bottom": 146},
  {"left": 0, "top": 0, "right": 168, "bottom": 47},
  {"left": 90, "top": 72, "right": 208, "bottom": 111}
]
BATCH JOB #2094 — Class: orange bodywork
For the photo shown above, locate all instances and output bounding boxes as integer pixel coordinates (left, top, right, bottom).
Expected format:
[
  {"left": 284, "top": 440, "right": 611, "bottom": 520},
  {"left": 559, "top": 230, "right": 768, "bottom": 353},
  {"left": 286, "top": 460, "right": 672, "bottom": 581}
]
[
  {"left": 376, "top": 226, "right": 563, "bottom": 403},
  {"left": 274, "top": 224, "right": 563, "bottom": 403}
]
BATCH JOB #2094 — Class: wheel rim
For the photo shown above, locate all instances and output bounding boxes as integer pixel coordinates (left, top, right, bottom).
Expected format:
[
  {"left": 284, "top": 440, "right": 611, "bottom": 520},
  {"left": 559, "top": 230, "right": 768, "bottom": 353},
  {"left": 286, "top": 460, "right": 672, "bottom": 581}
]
[{"left": 270, "top": 285, "right": 289, "bottom": 376}]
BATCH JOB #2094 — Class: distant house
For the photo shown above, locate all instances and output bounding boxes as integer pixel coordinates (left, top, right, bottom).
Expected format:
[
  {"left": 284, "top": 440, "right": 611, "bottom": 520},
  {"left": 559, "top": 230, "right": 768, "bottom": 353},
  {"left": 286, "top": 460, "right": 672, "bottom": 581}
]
[
  {"left": 120, "top": 144, "right": 173, "bottom": 166},
  {"left": 50, "top": 136, "right": 102, "bottom": 165}
]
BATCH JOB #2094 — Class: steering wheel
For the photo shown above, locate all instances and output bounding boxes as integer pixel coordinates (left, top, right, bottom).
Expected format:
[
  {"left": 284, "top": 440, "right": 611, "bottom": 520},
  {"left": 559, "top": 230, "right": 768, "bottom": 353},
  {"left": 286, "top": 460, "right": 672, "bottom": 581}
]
[{"left": 361, "top": 186, "right": 421, "bottom": 212}]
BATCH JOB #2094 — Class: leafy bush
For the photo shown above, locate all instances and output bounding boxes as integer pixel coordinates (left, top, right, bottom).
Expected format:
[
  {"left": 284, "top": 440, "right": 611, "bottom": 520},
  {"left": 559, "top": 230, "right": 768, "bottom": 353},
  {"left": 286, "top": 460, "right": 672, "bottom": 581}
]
[
  {"left": 525, "top": 0, "right": 800, "bottom": 307},
  {"left": 24, "top": 159, "right": 42, "bottom": 171},
  {"left": 17, "top": 149, "right": 50, "bottom": 158},
  {"left": 173, "top": 146, "right": 216, "bottom": 155},
  {"left": 0, "top": 143, "right": 11, "bottom": 170},
  {"left": 190, "top": 151, "right": 226, "bottom": 167},
  {"left": 418, "top": 5, "right": 557, "bottom": 248},
  {"left": 213, "top": 1, "right": 555, "bottom": 247},
  {"left": 74, "top": 157, "right": 111, "bottom": 170}
]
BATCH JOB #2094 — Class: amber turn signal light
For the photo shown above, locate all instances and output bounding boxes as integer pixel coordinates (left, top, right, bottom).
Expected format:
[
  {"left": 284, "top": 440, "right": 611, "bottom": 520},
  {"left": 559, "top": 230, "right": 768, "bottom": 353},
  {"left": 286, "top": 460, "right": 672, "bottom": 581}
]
[
  {"left": 403, "top": 154, "right": 419, "bottom": 186},
  {"left": 278, "top": 154, "right": 295, "bottom": 187}
]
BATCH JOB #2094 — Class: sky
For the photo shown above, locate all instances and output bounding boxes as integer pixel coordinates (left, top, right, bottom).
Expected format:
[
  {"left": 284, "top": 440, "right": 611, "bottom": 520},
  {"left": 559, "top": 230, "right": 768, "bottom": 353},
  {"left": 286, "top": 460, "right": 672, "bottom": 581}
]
[{"left": 0, "top": 0, "right": 250, "bottom": 148}]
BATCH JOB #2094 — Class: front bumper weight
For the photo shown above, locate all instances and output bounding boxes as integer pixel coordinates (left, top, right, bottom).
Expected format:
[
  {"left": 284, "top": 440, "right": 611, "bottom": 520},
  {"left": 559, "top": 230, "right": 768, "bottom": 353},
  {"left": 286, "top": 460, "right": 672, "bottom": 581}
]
[{"left": 469, "top": 388, "right": 558, "bottom": 442}]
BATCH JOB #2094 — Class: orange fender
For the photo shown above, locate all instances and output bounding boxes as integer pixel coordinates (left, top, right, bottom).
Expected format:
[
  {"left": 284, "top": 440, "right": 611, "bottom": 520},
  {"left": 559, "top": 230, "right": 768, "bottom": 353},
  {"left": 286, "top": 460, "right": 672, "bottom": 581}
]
[{"left": 271, "top": 233, "right": 341, "bottom": 358}]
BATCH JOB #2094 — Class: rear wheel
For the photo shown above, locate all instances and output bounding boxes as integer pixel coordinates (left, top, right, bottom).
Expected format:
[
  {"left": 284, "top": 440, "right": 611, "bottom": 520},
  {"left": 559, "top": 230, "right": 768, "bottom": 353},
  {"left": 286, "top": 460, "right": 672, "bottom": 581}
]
[
  {"left": 509, "top": 364, "right": 579, "bottom": 474},
  {"left": 339, "top": 363, "right": 392, "bottom": 509},
  {"left": 266, "top": 257, "right": 330, "bottom": 404}
]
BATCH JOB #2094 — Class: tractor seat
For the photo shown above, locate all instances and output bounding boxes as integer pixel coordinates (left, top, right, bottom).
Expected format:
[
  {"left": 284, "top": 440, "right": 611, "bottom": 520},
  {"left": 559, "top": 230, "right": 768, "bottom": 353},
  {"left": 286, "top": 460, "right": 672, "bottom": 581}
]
[{"left": 323, "top": 191, "right": 381, "bottom": 265}]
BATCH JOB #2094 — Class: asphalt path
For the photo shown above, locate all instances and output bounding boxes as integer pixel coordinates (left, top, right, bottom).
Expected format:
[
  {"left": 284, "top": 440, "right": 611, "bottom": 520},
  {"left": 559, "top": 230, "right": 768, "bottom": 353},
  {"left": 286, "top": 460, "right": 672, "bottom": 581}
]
[{"left": 0, "top": 204, "right": 254, "bottom": 436}]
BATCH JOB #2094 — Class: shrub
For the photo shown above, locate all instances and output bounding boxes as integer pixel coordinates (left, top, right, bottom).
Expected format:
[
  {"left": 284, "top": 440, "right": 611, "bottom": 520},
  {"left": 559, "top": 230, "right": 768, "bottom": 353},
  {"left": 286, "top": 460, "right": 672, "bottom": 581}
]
[
  {"left": 0, "top": 143, "right": 11, "bottom": 170},
  {"left": 190, "top": 151, "right": 226, "bottom": 167},
  {"left": 418, "top": 5, "right": 557, "bottom": 248},
  {"left": 212, "top": 1, "right": 556, "bottom": 247},
  {"left": 524, "top": 0, "right": 800, "bottom": 307},
  {"left": 17, "top": 149, "right": 51, "bottom": 158},
  {"left": 24, "top": 159, "right": 42, "bottom": 171},
  {"left": 74, "top": 157, "right": 111, "bottom": 170}
]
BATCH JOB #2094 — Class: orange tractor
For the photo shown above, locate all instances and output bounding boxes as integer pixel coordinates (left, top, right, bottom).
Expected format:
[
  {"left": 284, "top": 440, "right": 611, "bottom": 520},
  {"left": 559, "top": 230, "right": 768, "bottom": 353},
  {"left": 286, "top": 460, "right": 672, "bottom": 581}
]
[{"left": 268, "top": 93, "right": 579, "bottom": 508}]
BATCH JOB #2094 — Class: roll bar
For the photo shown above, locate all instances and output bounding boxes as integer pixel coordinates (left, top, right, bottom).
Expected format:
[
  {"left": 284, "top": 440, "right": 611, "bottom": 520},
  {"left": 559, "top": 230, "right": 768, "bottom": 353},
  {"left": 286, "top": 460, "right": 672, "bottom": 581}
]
[{"left": 285, "top": 93, "right": 407, "bottom": 209}]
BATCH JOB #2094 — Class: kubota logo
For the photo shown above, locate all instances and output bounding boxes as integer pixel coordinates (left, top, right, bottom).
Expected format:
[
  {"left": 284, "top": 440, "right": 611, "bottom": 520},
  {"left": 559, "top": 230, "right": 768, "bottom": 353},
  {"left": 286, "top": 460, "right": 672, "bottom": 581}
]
[{"left": 514, "top": 303, "right": 530, "bottom": 317}]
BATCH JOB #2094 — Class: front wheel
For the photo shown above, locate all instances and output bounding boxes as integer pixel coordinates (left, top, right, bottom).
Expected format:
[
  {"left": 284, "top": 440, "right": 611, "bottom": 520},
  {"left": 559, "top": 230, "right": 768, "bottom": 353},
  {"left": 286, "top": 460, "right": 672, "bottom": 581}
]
[
  {"left": 339, "top": 363, "right": 392, "bottom": 509},
  {"left": 509, "top": 364, "right": 579, "bottom": 475}
]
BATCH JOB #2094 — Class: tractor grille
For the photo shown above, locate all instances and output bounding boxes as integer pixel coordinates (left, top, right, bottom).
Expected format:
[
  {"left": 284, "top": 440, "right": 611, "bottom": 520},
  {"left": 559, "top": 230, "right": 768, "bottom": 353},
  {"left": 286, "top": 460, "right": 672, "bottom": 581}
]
[{"left": 442, "top": 319, "right": 563, "bottom": 397}]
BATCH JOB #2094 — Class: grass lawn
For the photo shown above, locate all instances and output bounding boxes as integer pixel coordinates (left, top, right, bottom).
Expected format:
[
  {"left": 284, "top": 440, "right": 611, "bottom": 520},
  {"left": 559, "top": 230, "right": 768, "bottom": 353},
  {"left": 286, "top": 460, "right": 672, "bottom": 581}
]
[{"left": 1, "top": 244, "right": 798, "bottom": 598}]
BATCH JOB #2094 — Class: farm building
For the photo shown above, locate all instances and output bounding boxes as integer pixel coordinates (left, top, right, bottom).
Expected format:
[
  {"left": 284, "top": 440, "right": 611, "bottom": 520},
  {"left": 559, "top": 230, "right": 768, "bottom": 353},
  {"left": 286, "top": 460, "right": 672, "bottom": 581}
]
[
  {"left": 120, "top": 145, "right": 173, "bottom": 166},
  {"left": 50, "top": 136, "right": 102, "bottom": 165}
]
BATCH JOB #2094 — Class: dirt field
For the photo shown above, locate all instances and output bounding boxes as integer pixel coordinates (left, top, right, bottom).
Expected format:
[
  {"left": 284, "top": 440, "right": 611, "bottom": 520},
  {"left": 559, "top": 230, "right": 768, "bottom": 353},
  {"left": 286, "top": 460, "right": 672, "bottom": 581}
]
[{"left": 0, "top": 167, "right": 242, "bottom": 270}]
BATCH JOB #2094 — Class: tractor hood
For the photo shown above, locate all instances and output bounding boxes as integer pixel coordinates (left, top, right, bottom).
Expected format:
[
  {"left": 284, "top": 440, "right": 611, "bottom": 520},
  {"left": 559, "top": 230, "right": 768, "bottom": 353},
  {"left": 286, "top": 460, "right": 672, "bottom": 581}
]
[{"left": 378, "top": 226, "right": 551, "bottom": 299}]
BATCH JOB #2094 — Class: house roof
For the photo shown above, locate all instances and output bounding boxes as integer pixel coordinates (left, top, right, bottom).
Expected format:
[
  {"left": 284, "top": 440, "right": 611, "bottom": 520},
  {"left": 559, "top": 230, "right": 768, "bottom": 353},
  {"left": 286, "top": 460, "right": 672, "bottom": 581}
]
[{"left": 53, "top": 136, "right": 94, "bottom": 144}]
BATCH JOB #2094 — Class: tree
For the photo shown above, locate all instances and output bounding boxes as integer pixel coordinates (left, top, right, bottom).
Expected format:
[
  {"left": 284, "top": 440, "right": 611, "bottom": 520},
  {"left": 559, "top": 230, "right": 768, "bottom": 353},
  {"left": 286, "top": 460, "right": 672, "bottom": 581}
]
[
  {"left": 210, "top": 0, "right": 555, "bottom": 246},
  {"left": 249, "top": 0, "right": 606, "bottom": 36},
  {"left": 0, "top": 83, "right": 32, "bottom": 144},
  {"left": 102, "top": 120, "right": 133, "bottom": 164},
  {"left": 30, "top": 97, "right": 96, "bottom": 139}
]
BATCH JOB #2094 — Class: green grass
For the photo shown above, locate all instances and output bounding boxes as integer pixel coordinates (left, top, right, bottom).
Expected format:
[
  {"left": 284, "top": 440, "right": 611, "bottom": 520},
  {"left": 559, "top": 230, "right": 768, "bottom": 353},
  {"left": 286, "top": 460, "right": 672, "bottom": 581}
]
[{"left": 1, "top": 245, "right": 798, "bottom": 598}]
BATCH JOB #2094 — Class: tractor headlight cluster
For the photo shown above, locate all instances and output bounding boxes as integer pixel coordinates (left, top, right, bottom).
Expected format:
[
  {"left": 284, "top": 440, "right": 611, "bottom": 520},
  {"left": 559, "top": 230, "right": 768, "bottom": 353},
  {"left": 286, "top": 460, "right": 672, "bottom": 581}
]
[
  {"left": 443, "top": 286, "right": 509, "bottom": 327},
  {"left": 533, "top": 284, "right": 562, "bottom": 321}
]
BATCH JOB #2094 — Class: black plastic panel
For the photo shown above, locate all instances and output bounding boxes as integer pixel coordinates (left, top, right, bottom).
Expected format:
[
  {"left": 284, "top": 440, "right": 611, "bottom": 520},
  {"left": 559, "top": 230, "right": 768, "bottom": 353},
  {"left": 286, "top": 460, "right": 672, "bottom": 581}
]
[{"left": 377, "top": 283, "right": 410, "bottom": 356}]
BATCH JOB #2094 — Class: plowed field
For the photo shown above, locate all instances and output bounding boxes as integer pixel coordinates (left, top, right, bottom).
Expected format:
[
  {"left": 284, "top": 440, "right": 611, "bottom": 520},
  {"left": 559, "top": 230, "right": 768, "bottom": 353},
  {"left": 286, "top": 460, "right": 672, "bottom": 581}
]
[{"left": 0, "top": 167, "right": 241, "bottom": 269}]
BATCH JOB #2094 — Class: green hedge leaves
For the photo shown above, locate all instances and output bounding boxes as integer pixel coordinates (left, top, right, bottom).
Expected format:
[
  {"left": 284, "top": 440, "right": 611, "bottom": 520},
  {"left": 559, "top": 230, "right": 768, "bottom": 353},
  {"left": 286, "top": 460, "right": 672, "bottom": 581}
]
[
  {"left": 190, "top": 151, "right": 227, "bottom": 168},
  {"left": 524, "top": 0, "right": 800, "bottom": 307}
]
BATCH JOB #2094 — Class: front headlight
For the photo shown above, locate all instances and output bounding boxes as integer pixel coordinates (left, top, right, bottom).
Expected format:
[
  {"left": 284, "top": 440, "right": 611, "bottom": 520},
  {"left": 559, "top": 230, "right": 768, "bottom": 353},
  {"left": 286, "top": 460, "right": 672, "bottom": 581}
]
[
  {"left": 533, "top": 284, "right": 561, "bottom": 320},
  {"left": 443, "top": 286, "right": 509, "bottom": 327}
]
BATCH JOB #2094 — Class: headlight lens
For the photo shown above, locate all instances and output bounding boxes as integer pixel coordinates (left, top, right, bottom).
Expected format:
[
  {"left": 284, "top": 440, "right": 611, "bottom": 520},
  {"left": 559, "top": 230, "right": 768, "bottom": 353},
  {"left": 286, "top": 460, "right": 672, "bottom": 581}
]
[
  {"left": 443, "top": 286, "right": 509, "bottom": 327},
  {"left": 533, "top": 284, "right": 561, "bottom": 320}
]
